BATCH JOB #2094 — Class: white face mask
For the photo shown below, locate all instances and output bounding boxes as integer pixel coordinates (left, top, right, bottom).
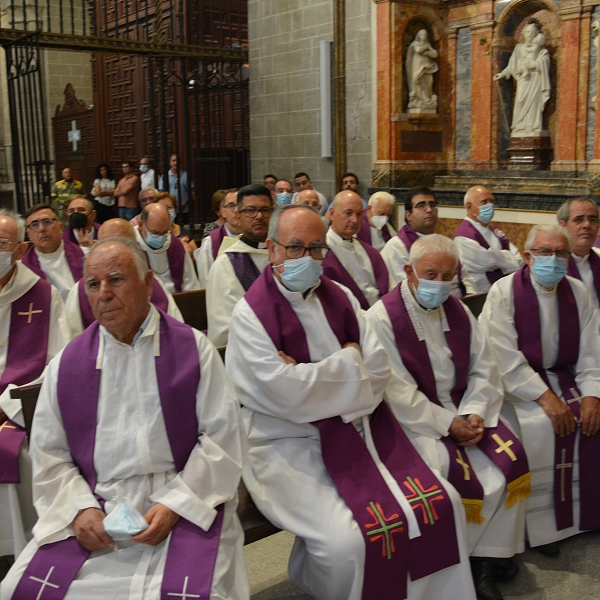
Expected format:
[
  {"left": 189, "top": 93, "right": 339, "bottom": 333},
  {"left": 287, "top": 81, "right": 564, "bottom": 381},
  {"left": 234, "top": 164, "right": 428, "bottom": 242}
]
[
  {"left": 0, "top": 248, "right": 16, "bottom": 279},
  {"left": 371, "top": 215, "right": 389, "bottom": 230}
]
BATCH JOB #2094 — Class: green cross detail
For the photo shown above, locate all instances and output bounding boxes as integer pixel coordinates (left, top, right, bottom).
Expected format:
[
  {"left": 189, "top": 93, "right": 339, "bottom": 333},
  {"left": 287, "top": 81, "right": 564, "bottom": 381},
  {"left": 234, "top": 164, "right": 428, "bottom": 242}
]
[
  {"left": 405, "top": 476, "right": 443, "bottom": 525},
  {"left": 365, "top": 501, "right": 404, "bottom": 560}
]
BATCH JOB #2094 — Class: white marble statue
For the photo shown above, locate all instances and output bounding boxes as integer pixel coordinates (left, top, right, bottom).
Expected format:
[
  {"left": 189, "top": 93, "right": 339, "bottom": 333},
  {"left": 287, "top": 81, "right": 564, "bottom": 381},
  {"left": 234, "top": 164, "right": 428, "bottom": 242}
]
[
  {"left": 406, "top": 29, "right": 439, "bottom": 113},
  {"left": 494, "top": 20, "right": 551, "bottom": 137}
]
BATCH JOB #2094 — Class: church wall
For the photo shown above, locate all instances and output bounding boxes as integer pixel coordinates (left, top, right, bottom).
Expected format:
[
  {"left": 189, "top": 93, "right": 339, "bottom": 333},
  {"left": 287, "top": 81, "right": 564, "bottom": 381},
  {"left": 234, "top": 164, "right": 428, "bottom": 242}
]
[{"left": 248, "top": 0, "right": 374, "bottom": 199}]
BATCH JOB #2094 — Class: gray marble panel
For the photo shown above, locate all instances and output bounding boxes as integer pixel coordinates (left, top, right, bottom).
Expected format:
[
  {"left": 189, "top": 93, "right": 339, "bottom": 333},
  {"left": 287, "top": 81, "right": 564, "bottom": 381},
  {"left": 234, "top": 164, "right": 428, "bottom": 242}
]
[
  {"left": 455, "top": 27, "right": 472, "bottom": 162},
  {"left": 586, "top": 6, "right": 598, "bottom": 162}
]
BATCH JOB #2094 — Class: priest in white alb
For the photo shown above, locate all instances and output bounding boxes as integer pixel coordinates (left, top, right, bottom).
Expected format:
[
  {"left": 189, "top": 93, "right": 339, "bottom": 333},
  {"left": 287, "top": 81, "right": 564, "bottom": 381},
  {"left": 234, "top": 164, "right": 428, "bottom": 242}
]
[
  {"left": 0, "top": 209, "right": 71, "bottom": 560},
  {"left": 479, "top": 224, "right": 600, "bottom": 557},
  {"left": 366, "top": 191, "right": 398, "bottom": 251},
  {"left": 207, "top": 185, "right": 272, "bottom": 346},
  {"left": 366, "top": 234, "right": 527, "bottom": 600},
  {"left": 1, "top": 237, "right": 248, "bottom": 599},
  {"left": 227, "top": 204, "right": 476, "bottom": 600},
  {"left": 21, "top": 204, "right": 84, "bottom": 301}
]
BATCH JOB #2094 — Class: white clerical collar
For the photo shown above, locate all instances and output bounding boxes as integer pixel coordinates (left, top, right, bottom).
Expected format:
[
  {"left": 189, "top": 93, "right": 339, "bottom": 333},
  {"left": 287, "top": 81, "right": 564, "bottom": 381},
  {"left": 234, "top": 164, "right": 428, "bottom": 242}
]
[
  {"left": 400, "top": 280, "right": 449, "bottom": 341},
  {"left": 34, "top": 241, "right": 64, "bottom": 260},
  {"left": 272, "top": 268, "right": 322, "bottom": 301},
  {"left": 224, "top": 224, "right": 238, "bottom": 237},
  {"left": 465, "top": 216, "right": 489, "bottom": 232},
  {"left": 328, "top": 228, "right": 354, "bottom": 248},
  {"left": 572, "top": 252, "right": 589, "bottom": 265},
  {"left": 0, "top": 262, "right": 39, "bottom": 308},
  {"left": 529, "top": 271, "right": 559, "bottom": 295}
]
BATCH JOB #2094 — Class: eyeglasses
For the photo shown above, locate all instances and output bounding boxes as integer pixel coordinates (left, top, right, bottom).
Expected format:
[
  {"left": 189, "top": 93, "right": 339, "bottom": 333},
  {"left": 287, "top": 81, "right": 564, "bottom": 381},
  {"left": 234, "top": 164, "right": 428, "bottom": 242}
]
[
  {"left": 27, "top": 218, "right": 58, "bottom": 231},
  {"left": 413, "top": 201, "right": 438, "bottom": 211},
  {"left": 274, "top": 240, "right": 329, "bottom": 260},
  {"left": 0, "top": 238, "right": 15, "bottom": 251},
  {"left": 571, "top": 215, "right": 600, "bottom": 226},
  {"left": 239, "top": 206, "right": 273, "bottom": 218},
  {"left": 67, "top": 207, "right": 87, "bottom": 215},
  {"left": 530, "top": 247, "right": 571, "bottom": 260},
  {"left": 221, "top": 202, "right": 237, "bottom": 210}
]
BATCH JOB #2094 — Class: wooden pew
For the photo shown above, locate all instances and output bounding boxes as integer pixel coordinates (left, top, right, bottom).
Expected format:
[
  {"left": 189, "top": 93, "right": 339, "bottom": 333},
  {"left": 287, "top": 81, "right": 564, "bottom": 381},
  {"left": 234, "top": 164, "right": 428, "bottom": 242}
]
[
  {"left": 461, "top": 293, "right": 487, "bottom": 318},
  {"left": 10, "top": 381, "right": 280, "bottom": 545},
  {"left": 172, "top": 289, "right": 207, "bottom": 332}
]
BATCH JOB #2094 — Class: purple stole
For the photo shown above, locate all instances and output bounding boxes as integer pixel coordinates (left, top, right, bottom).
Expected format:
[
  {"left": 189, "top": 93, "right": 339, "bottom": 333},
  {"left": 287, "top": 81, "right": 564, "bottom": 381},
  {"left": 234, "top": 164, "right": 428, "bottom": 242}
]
[
  {"left": 398, "top": 225, "right": 466, "bottom": 296},
  {"left": 594, "top": 235, "right": 600, "bottom": 249},
  {"left": 77, "top": 278, "right": 170, "bottom": 329},
  {"left": 567, "top": 252, "right": 600, "bottom": 305},
  {"left": 228, "top": 252, "right": 261, "bottom": 291},
  {"left": 12, "top": 311, "right": 224, "bottom": 600},
  {"left": 382, "top": 284, "right": 531, "bottom": 523},
  {"left": 62, "top": 222, "right": 101, "bottom": 246},
  {"left": 244, "top": 268, "right": 460, "bottom": 599},
  {"left": 381, "top": 223, "right": 392, "bottom": 243},
  {"left": 453, "top": 220, "right": 509, "bottom": 286},
  {"left": 513, "top": 265, "right": 600, "bottom": 531},
  {"left": 356, "top": 216, "right": 372, "bottom": 245},
  {"left": 21, "top": 241, "right": 84, "bottom": 283},
  {"left": 208, "top": 225, "right": 228, "bottom": 261},
  {"left": 322, "top": 239, "right": 389, "bottom": 310},
  {"left": 0, "top": 278, "right": 51, "bottom": 484}
]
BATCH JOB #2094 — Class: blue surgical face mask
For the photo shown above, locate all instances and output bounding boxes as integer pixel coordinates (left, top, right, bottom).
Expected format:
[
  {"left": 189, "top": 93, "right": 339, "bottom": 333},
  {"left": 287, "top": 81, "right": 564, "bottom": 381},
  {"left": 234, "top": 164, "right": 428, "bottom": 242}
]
[
  {"left": 414, "top": 278, "right": 452, "bottom": 309},
  {"left": 276, "top": 256, "right": 323, "bottom": 292},
  {"left": 277, "top": 192, "right": 292, "bottom": 206},
  {"left": 532, "top": 255, "right": 568, "bottom": 287},
  {"left": 139, "top": 164, "right": 149, "bottom": 173},
  {"left": 146, "top": 232, "right": 169, "bottom": 250},
  {"left": 477, "top": 203, "right": 495, "bottom": 224},
  {"left": 167, "top": 208, "right": 176, "bottom": 225}
]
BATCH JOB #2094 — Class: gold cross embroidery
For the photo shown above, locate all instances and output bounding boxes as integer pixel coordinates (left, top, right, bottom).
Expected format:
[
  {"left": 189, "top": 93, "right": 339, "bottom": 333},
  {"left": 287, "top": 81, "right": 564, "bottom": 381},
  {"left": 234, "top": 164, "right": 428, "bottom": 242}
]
[
  {"left": 492, "top": 433, "right": 517, "bottom": 462},
  {"left": 556, "top": 448, "right": 573, "bottom": 503},
  {"left": 455, "top": 449, "right": 471, "bottom": 480},
  {"left": 0, "top": 421, "right": 16, "bottom": 434},
  {"left": 18, "top": 303, "right": 43, "bottom": 324}
]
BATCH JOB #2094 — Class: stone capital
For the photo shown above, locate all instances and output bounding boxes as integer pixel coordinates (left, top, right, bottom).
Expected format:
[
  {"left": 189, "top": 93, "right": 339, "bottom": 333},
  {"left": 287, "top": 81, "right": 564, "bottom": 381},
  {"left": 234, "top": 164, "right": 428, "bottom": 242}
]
[
  {"left": 557, "top": 6, "right": 582, "bottom": 20},
  {"left": 470, "top": 20, "right": 495, "bottom": 33}
]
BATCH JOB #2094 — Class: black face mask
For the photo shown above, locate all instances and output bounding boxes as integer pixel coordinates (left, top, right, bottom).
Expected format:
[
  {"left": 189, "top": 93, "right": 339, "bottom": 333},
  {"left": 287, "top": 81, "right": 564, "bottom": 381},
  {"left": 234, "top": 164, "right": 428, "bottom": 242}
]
[{"left": 69, "top": 212, "right": 88, "bottom": 230}]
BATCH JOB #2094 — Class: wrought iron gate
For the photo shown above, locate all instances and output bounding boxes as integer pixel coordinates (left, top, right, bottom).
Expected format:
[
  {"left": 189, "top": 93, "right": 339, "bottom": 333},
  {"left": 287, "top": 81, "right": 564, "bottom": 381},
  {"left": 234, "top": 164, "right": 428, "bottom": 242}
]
[{"left": 1, "top": 0, "right": 249, "bottom": 222}]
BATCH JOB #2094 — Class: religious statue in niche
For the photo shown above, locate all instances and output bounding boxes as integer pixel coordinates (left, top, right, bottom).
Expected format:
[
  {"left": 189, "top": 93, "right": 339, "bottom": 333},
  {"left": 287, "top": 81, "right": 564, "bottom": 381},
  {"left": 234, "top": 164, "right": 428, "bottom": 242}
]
[
  {"left": 494, "top": 18, "right": 551, "bottom": 137},
  {"left": 406, "top": 29, "right": 439, "bottom": 113}
]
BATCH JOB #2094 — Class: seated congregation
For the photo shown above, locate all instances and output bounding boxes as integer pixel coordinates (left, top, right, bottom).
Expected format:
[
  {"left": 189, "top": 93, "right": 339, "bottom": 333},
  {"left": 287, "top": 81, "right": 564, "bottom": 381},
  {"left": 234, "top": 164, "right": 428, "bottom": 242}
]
[{"left": 1, "top": 187, "right": 600, "bottom": 600}]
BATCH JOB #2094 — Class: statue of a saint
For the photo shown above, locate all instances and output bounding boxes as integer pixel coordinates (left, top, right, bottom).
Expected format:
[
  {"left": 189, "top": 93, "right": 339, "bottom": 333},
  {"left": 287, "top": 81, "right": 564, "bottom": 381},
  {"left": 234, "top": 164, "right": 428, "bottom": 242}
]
[
  {"left": 406, "top": 29, "right": 439, "bottom": 113},
  {"left": 494, "top": 19, "right": 551, "bottom": 137}
]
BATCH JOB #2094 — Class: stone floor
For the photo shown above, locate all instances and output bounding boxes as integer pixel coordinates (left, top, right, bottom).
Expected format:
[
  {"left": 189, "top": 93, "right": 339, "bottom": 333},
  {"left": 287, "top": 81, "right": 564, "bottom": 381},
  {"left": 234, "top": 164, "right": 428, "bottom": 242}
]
[{"left": 245, "top": 530, "right": 600, "bottom": 599}]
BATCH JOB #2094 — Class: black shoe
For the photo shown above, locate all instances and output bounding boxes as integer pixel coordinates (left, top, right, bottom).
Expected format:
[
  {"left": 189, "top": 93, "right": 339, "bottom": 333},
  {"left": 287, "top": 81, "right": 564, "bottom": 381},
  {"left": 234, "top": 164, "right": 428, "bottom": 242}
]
[
  {"left": 535, "top": 542, "right": 560, "bottom": 557},
  {"left": 472, "top": 561, "right": 504, "bottom": 600},
  {"left": 491, "top": 558, "right": 519, "bottom": 582}
]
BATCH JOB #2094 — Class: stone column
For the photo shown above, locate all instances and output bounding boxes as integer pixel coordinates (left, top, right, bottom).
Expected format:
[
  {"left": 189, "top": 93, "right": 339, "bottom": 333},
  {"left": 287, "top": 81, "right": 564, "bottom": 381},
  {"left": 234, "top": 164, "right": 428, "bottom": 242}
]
[
  {"left": 576, "top": 7, "right": 593, "bottom": 170},
  {"left": 470, "top": 22, "right": 494, "bottom": 169},
  {"left": 553, "top": 6, "right": 582, "bottom": 170},
  {"left": 591, "top": 15, "right": 600, "bottom": 171},
  {"left": 446, "top": 28, "right": 458, "bottom": 168}
]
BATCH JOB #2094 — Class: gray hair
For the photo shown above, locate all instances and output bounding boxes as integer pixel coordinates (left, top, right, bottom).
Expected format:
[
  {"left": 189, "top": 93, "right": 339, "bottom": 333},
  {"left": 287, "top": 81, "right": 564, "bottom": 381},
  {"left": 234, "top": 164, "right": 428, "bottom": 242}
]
[
  {"left": 463, "top": 186, "right": 487, "bottom": 206},
  {"left": 556, "top": 197, "right": 599, "bottom": 223},
  {"left": 408, "top": 233, "right": 459, "bottom": 268},
  {"left": 0, "top": 208, "right": 26, "bottom": 243},
  {"left": 368, "top": 191, "right": 395, "bottom": 210},
  {"left": 69, "top": 197, "right": 94, "bottom": 213},
  {"left": 267, "top": 204, "right": 323, "bottom": 241},
  {"left": 85, "top": 237, "right": 149, "bottom": 283},
  {"left": 139, "top": 187, "right": 159, "bottom": 201},
  {"left": 524, "top": 224, "right": 572, "bottom": 252}
]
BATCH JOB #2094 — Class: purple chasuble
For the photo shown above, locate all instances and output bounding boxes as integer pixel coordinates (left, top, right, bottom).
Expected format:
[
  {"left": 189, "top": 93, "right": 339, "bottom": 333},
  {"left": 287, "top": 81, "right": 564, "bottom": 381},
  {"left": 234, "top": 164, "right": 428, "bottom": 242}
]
[
  {"left": 567, "top": 252, "right": 600, "bottom": 305},
  {"left": 453, "top": 220, "right": 509, "bottom": 286},
  {"left": 244, "top": 268, "right": 460, "bottom": 598},
  {"left": 382, "top": 284, "right": 530, "bottom": 521},
  {"left": 0, "top": 278, "right": 51, "bottom": 484},
  {"left": 322, "top": 239, "right": 389, "bottom": 310},
  {"left": 356, "top": 216, "right": 372, "bottom": 245},
  {"left": 398, "top": 226, "right": 466, "bottom": 296},
  {"left": 513, "top": 265, "right": 600, "bottom": 532},
  {"left": 62, "top": 222, "right": 101, "bottom": 246},
  {"left": 77, "top": 277, "right": 169, "bottom": 329},
  {"left": 228, "top": 251, "right": 261, "bottom": 291},
  {"left": 208, "top": 225, "right": 228, "bottom": 261},
  {"left": 12, "top": 311, "right": 224, "bottom": 600},
  {"left": 21, "top": 240, "right": 84, "bottom": 283},
  {"left": 594, "top": 235, "right": 600, "bottom": 249}
]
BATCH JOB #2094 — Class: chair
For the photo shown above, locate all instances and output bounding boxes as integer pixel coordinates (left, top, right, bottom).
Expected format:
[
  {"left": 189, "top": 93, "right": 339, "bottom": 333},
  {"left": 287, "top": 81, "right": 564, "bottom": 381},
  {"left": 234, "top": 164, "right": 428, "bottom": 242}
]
[
  {"left": 10, "top": 383, "right": 42, "bottom": 438},
  {"left": 172, "top": 289, "right": 207, "bottom": 331},
  {"left": 461, "top": 293, "right": 487, "bottom": 318}
]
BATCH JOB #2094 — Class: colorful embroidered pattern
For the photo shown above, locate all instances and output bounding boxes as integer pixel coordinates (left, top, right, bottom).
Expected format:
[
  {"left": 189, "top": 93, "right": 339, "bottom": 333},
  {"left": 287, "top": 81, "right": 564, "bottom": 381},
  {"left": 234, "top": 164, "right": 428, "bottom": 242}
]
[
  {"left": 403, "top": 476, "right": 445, "bottom": 525},
  {"left": 364, "top": 502, "right": 404, "bottom": 560}
]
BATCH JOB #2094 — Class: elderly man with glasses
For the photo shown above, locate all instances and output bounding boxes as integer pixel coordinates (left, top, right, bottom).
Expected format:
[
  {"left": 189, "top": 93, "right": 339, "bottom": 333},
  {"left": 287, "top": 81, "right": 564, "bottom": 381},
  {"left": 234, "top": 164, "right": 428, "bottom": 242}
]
[
  {"left": 207, "top": 184, "right": 273, "bottom": 347},
  {"left": 21, "top": 204, "right": 85, "bottom": 301},
  {"left": 194, "top": 188, "right": 241, "bottom": 288},
  {"left": 0, "top": 208, "right": 71, "bottom": 560},
  {"left": 480, "top": 224, "right": 600, "bottom": 558}
]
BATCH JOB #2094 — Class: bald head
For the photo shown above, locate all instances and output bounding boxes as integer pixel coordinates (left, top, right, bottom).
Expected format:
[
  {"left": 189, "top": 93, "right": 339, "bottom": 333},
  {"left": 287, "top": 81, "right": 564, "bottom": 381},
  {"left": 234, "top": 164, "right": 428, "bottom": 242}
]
[
  {"left": 296, "top": 190, "right": 321, "bottom": 211},
  {"left": 330, "top": 191, "right": 364, "bottom": 239},
  {"left": 141, "top": 202, "right": 170, "bottom": 232},
  {"left": 99, "top": 218, "right": 135, "bottom": 240},
  {"left": 464, "top": 186, "right": 493, "bottom": 206}
]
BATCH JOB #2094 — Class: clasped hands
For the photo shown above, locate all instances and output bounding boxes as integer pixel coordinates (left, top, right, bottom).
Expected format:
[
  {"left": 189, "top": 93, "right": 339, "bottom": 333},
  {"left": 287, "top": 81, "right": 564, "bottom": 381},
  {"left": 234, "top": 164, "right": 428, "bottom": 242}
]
[
  {"left": 449, "top": 414, "right": 484, "bottom": 447},
  {"left": 73, "top": 503, "right": 180, "bottom": 551},
  {"left": 537, "top": 390, "right": 600, "bottom": 438}
]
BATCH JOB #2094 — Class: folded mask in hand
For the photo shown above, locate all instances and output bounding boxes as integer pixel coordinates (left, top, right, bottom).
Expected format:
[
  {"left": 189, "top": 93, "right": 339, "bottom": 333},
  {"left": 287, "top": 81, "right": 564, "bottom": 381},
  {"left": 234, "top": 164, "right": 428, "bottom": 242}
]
[{"left": 102, "top": 496, "right": 149, "bottom": 541}]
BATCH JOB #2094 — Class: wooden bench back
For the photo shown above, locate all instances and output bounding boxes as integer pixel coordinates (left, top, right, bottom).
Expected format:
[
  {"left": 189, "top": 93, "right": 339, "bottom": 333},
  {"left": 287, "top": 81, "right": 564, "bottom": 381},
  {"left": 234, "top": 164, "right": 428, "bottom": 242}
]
[{"left": 172, "top": 289, "right": 207, "bottom": 332}]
